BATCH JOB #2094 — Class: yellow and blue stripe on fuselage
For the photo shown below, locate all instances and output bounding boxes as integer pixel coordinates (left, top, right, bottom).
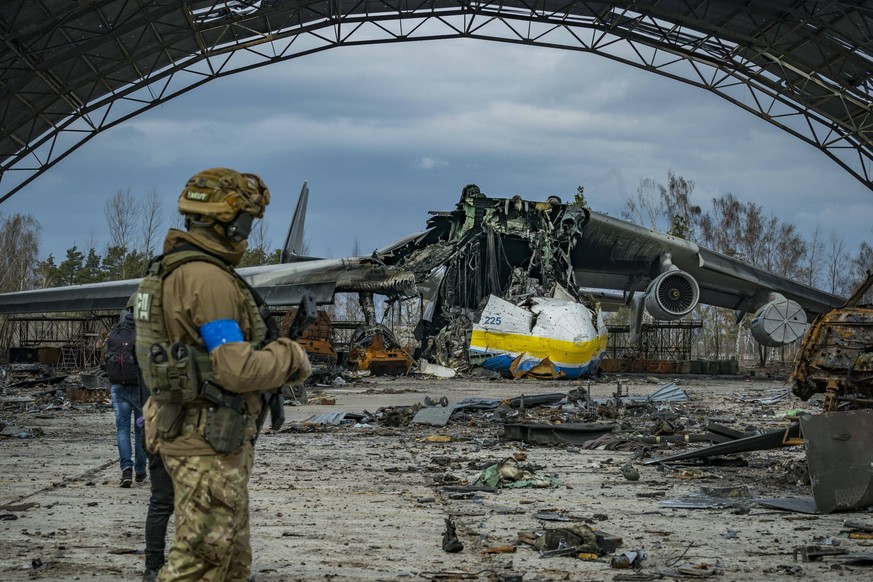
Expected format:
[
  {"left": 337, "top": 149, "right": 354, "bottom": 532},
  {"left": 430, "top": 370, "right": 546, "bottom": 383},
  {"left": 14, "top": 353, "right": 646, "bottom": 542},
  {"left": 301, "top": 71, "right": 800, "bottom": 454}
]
[{"left": 469, "top": 329, "right": 608, "bottom": 379}]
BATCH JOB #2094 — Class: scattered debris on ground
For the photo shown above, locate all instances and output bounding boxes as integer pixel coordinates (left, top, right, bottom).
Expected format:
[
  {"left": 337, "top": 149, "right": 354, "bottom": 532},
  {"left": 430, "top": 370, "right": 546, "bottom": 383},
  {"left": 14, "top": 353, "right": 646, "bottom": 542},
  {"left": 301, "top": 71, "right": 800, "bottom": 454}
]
[{"left": 3, "top": 369, "right": 873, "bottom": 581}]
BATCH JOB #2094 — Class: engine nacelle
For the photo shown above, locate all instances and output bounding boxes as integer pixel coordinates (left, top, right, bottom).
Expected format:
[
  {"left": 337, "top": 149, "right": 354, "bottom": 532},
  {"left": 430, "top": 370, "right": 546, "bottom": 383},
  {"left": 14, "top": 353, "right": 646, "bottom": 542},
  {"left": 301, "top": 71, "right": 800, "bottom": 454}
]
[
  {"left": 750, "top": 298, "right": 807, "bottom": 347},
  {"left": 644, "top": 270, "right": 700, "bottom": 320}
]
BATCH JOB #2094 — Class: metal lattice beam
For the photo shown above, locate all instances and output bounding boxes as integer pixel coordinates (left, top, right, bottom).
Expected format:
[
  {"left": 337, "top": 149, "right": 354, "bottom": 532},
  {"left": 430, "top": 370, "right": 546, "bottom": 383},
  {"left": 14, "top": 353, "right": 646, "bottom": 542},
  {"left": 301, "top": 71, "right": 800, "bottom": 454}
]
[{"left": 1, "top": 1, "right": 871, "bottom": 202}]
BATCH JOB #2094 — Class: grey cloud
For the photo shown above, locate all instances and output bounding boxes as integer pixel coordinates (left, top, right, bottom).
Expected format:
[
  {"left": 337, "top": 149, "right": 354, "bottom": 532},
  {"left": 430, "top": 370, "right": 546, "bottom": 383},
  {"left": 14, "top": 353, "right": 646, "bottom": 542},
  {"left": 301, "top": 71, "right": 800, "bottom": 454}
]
[{"left": 4, "top": 39, "right": 869, "bottom": 266}]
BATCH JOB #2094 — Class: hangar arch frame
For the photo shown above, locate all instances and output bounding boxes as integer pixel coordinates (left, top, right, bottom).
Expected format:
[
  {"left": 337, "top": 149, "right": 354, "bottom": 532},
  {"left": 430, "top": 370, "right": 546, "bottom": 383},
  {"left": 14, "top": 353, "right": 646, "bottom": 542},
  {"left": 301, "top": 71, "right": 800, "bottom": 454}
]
[{"left": 1, "top": 1, "right": 871, "bottom": 202}]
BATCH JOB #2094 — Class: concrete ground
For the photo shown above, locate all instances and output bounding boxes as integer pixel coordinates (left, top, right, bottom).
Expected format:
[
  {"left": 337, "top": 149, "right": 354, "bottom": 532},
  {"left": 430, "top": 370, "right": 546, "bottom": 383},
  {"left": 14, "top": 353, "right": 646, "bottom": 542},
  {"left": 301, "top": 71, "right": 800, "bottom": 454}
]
[{"left": 1, "top": 372, "right": 872, "bottom": 581}]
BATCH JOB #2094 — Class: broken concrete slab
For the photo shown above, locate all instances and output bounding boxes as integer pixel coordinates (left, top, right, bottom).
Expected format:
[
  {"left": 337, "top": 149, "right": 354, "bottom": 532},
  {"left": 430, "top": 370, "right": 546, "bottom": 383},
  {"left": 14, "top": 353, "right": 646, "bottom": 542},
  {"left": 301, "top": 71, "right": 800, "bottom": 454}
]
[{"left": 411, "top": 404, "right": 458, "bottom": 426}]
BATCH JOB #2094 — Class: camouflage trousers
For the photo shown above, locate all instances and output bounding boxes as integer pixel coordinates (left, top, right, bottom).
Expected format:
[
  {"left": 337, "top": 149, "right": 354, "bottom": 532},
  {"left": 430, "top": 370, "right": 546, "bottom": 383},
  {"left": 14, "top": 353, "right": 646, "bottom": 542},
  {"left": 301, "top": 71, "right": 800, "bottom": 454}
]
[{"left": 157, "top": 443, "right": 254, "bottom": 582}]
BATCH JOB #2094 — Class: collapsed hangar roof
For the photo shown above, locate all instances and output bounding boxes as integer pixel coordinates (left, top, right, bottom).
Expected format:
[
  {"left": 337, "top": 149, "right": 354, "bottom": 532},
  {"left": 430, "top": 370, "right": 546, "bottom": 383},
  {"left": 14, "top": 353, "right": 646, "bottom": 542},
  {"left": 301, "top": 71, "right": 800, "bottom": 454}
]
[{"left": 0, "top": 1, "right": 871, "bottom": 201}]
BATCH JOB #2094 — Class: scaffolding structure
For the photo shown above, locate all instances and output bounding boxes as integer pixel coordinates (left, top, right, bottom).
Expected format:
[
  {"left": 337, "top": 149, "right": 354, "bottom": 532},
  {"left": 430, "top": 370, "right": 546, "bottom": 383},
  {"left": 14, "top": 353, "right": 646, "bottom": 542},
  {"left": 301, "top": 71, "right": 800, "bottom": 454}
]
[
  {"left": 606, "top": 320, "right": 703, "bottom": 362},
  {"left": 0, "top": 314, "right": 117, "bottom": 369}
]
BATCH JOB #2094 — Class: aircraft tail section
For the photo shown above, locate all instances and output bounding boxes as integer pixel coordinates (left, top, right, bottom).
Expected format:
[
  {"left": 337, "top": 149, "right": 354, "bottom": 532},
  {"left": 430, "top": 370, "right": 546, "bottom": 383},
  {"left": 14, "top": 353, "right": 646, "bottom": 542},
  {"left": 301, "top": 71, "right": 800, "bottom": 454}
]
[{"left": 281, "top": 181, "right": 309, "bottom": 263}]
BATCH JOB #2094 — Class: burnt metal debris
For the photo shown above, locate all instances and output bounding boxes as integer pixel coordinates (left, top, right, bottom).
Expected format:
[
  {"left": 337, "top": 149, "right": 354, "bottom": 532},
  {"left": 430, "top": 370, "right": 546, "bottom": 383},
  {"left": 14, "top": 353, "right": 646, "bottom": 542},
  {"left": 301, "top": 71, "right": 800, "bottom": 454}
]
[
  {"left": 801, "top": 409, "right": 873, "bottom": 513},
  {"left": 376, "top": 184, "right": 592, "bottom": 371},
  {"left": 503, "top": 422, "right": 615, "bottom": 446},
  {"left": 0, "top": 364, "right": 111, "bottom": 410},
  {"left": 441, "top": 517, "right": 464, "bottom": 553},
  {"left": 643, "top": 424, "right": 803, "bottom": 466},
  {"left": 792, "top": 272, "right": 873, "bottom": 410},
  {"left": 347, "top": 324, "right": 413, "bottom": 376},
  {"left": 280, "top": 308, "right": 338, "bottom": 372}
]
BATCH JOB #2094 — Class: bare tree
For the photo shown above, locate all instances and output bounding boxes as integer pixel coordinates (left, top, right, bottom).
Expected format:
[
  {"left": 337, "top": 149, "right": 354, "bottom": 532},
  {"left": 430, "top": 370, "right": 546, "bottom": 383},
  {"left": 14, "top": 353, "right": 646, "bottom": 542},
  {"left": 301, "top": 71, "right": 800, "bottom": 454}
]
[
  {"left": 661, "top": 171, "right": 701, "bottom": 240},
  {"left": 754, "top": 214, "right": 780, "bottom": 273},
  {"left": 698, "top": 193, "right": 743, "bottom": 256},
  {"left": 140, "top": 189, "right": 164, "bottom": 261},
  {"left": 803, "top": 224, "right": 823, "bottom": 287},
  {"left": 622, "top": 177, "right": 663, "bottom": 230},
  {"left": 105, "top": 188, "right": 138, "bottom": 249},
  {"left": 826, "top": 229, "right": 848, "bottom": 295},
  {"left": 622, "top": 171, "right": 701, "bottom": 239},
  {"left": 0, "top": 213, "right": 41, "bottom": 292},
  {"left": 850, "top": 241, "right": 873, "bottom": 295},
  {"left": 774, "top": 223, "right": 807, "bottom": 279},
  {"left": 736, "top": 202, "right": 766, "bottom": 265},
  {"left": 248, "top": 217, "right": 270, "bottom": 253}
]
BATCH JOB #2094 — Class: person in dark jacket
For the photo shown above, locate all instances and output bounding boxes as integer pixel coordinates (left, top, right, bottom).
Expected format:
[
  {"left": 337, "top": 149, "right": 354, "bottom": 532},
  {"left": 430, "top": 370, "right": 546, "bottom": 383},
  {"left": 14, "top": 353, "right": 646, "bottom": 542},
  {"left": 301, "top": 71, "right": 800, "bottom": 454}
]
[
  {"left": 106, "top": 310, "right": 146, "bottom": 486},
  {"left": 138, "top": 381, "right": 174, "bottom": 582}
]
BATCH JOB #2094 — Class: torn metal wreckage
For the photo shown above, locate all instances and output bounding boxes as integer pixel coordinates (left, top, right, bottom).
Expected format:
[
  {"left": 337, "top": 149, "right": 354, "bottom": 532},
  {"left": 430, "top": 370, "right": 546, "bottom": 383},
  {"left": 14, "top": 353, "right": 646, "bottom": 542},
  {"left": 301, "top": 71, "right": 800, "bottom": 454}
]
[
  {"left": 374, "top": 184, "right": 606, "bottom": 379},
  {"left": 268, "top": 185, "right": 606, "bottom": 380},
  {"left": 791, "top": 272, "right": 873, "bottom": 410},
  {"left": 336, "top": 183, "right": 842, "bottom": 381}
]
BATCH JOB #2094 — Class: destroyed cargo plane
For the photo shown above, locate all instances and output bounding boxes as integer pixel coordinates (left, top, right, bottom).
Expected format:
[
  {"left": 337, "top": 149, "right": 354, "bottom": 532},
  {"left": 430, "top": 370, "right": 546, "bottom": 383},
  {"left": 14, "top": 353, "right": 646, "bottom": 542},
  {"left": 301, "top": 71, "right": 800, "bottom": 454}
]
[
  {"left": 0, "top": 183, "right": 845, "bottom": 380},
  {"left": 370, "top": 185, "right": 844, "bottom": 377},
  {"left": 373, "top": 186, "right": 610, "bottom": 378}
]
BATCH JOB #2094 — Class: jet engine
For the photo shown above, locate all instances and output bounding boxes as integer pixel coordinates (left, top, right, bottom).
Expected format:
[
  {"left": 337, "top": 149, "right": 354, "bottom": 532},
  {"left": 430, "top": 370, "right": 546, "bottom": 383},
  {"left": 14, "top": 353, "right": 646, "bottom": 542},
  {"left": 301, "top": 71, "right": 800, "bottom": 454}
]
[
  {"left": 750, "top": 297, "right": 807, "bottom": 347},
  {"left": 644, "top": 270, "right": 700, "bottom": 320}
]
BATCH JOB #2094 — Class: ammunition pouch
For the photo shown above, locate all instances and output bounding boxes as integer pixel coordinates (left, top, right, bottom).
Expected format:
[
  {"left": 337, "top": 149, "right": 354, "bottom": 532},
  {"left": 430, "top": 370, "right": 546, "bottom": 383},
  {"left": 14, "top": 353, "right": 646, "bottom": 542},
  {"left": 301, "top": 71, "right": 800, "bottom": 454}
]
[
  {"left": 204, "top": 406, "right": 247, "bottom": 453},
  {"left": 148, "top": 340, "right": 249, "bottom": 452},
  {"left": 201, "top": 380, "right": 248, "bottom": 452},
  {"left": 147, "top": 342, "right": 213, "bottom": 405},
  {"left": 154, "top": 402, "right": 185, "bottom": 441}
]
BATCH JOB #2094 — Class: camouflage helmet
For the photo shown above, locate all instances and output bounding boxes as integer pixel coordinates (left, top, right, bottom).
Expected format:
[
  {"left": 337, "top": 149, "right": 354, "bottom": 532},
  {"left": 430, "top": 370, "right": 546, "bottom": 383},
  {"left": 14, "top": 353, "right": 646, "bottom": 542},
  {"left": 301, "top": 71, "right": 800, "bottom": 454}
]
[{"left": 178, "top": 167, "right": 270, "bottom": 222}]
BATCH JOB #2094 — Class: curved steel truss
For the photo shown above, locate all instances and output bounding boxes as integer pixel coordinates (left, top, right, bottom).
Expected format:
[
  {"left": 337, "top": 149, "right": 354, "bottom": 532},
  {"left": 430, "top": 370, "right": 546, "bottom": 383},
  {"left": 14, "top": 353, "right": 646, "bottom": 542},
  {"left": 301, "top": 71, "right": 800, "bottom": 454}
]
[{"left": 1, "top": 1, "right": 871, "bottom": 202}]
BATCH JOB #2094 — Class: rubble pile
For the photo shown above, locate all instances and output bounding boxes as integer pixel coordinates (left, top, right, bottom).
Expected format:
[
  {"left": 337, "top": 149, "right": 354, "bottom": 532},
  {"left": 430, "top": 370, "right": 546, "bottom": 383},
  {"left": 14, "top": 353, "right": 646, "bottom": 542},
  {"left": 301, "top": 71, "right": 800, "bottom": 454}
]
[{"left": 0, "top": 364, "right": 110, "bottom": 442}]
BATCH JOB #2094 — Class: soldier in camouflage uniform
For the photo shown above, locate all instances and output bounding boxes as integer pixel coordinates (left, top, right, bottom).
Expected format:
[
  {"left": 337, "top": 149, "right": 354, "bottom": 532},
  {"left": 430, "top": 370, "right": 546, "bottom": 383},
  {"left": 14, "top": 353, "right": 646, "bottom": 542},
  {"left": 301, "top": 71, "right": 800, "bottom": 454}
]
[{"left": 136, "top": 168, "right": 311, "bottom": 581}]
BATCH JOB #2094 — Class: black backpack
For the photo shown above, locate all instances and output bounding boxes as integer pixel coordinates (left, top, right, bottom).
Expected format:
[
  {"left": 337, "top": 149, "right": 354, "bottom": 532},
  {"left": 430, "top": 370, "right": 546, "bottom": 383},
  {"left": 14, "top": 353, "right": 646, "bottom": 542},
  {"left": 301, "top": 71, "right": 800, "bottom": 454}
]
[{"left": 105, "top": 317, "right": 139, "bottom": 385}]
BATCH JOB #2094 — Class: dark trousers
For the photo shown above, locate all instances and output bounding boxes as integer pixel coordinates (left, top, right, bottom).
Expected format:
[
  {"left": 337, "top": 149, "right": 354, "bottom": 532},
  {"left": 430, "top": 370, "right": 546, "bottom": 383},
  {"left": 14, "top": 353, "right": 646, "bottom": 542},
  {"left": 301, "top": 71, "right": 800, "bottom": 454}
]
[{"left": 145, "top": 453, "right": 175, "bottom": 571}]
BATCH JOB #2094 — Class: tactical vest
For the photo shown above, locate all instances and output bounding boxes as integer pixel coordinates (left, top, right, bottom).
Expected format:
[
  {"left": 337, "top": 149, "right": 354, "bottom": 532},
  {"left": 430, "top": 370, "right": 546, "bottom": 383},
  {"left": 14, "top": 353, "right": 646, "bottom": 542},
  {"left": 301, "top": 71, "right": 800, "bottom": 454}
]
[{"left": 132, "top": 248, "right": 267, "bottom": 405}]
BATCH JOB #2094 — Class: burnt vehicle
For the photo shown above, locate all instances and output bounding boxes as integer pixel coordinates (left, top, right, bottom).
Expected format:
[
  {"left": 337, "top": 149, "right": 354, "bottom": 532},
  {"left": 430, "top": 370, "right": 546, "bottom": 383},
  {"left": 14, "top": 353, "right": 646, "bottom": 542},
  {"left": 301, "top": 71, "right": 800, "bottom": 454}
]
[{"left": 792, "top": 272, "right": 873, "bottom": 411}]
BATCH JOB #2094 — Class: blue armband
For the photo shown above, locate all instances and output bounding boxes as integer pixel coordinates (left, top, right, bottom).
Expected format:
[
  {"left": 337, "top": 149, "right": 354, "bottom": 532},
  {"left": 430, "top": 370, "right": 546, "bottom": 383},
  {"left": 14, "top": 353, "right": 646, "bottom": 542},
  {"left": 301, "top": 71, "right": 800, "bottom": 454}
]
[{"left": 199, "top": 319, "right": 244, "bottom": 353}]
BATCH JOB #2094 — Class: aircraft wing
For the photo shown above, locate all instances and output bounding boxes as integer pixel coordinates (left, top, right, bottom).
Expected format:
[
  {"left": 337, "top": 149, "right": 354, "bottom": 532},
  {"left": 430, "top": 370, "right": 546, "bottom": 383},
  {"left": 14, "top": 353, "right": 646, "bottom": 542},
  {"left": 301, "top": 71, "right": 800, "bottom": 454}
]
[
  {"left": 0, "top": 184, "right": 417, "bottom": 316},
  {"left": 572, "top": 209, "right": 844, "bottom": 316},
  {"left": 0, "top": 258, "right": 415, "bottom": 314},
  {"left": 0, "top": 278, "right": 143, "bottom": 314}
]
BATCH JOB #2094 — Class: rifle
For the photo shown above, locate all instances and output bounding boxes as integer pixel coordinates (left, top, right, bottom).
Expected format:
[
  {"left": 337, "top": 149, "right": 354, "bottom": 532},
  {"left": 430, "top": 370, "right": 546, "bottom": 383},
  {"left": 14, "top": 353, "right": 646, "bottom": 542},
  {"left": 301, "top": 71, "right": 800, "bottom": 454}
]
[
  {"left": 286, "top": 293, "right": 318, "bottom": 340},
  {"left": 258, "top": 293, "right": 317, "bottom": 432}
]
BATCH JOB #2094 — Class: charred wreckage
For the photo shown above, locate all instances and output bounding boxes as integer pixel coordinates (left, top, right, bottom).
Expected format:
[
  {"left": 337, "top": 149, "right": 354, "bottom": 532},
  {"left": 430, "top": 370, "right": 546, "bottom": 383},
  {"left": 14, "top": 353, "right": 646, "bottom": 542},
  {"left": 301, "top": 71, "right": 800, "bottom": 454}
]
[{"left": 377, "top": 185, "right": 598, "bottom": 374}]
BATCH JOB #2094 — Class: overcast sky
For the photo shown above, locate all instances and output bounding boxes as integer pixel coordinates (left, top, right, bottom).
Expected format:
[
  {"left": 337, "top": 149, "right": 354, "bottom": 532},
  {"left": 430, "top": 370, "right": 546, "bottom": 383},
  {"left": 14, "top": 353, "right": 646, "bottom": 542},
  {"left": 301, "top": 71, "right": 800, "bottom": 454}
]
[{"left": 4, "top": 40, "right": 871, "bottom": 267}]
